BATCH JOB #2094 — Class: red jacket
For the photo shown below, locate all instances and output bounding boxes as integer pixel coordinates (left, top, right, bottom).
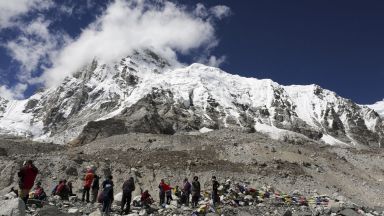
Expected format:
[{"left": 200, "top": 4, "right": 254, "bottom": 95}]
[
  {"left": 160, "top": 182, "right": 171, "bottom": 192},
  {"left": 56, "top": 182, "right": 67, "bottom": 194},
  {"left": 19, "top": 165, "right": 38, "bottom": 190},
  {"left": 141, "top": 191, "right": 152, "bottom": 203},
  {"left": 84, "top": 172, "right": 94, "bottom": 188}
]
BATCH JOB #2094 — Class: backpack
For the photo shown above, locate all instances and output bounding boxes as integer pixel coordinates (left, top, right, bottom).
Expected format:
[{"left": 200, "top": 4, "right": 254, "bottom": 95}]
[
  {"left": 123, "top": 179, "right": 134, "bottom": 193},
  {"left": 184, "top": 182, "right": 191, "bottom": 193},
  {"left": 92, "top": 176, "right": 99, "bottom": 189},
  {"left": 102, "top": 185, "right": 113, "bottom": 201}
]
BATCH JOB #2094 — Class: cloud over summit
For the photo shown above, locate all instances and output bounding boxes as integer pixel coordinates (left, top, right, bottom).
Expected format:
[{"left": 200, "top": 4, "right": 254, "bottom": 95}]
[{"left": 0, "top": 0, "right": 231, "bottom": 98}]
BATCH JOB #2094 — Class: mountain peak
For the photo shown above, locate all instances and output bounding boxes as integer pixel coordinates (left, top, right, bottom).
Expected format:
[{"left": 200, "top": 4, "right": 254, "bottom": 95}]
[{"left": 0, "top": 55, "right": 383, "bottom": 147}]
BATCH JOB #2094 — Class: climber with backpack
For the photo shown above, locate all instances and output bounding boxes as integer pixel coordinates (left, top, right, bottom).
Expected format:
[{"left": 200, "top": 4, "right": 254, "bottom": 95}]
[
  {"left": 121, "top": 177, "right": 135, "bottom": 215},
  {"left": 82, "top": 166, "right": 95, "bottom": 203},
  {"left": 101, "top": 175, "right": 114, "bottom": 215}
]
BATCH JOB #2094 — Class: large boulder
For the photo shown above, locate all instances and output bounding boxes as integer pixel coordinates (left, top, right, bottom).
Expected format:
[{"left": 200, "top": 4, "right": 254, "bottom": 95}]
[
  {"left": 114, "top": 192, "right": 123, "bottom": 206},
  {"left": 0, "top": 198, "right": 26, "bottom": 216}
]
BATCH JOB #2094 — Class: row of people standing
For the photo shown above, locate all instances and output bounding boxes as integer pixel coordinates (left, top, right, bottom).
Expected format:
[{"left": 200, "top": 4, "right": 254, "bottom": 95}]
[
  {"left": 17, "top": 161, "right": 114, "bottom": 215},
  {"left": 17, "top": 160, "right": 221, "bottom": 215},
  {"left": 157, "top": 176, "right": 220, "bottom": 208},
  {"left": 120, "top": 175, "right": 218, "bottom": 214}
]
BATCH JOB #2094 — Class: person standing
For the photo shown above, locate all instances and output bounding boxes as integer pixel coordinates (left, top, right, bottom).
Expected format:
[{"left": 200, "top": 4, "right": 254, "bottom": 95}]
[
  {"left": 121, "top": 177, "right": 135, "bottom": 214},
  {"left": 191, "top": 176, "right": 201, "bottom": 208},
  {"left": 91, "top": 174, "right": 100, "bottom": 203},
  {"left": 158, "top": 179, "right": 167, "bottom": 206},
  {"left": 82, "top": 167, "right": 94, "bottom": 202},
  {"left": 182, "top": 178, "right": 191, "bottom": 206},
  {"left": 101, "top": 175, "right": 114, "bottom": 216},
  {"left": 67, "top": 181, "right": 75, "bottom": 196},
  {"left": 165, "top": 183, "right": 172, "bottom": 205},
  {"left": 18, "top": 160, "right": 39, "bottom": 205},
  {"left": 211, "top": 176, "right": 220, "bottom": 207}
]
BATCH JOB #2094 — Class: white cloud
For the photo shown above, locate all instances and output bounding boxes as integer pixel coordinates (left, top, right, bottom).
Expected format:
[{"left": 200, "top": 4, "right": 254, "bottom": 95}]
[
  {"left": 5, "top": 17, "right": 71, "bottom": 82},
  {"left": 194, "top": 3, "right": 208, "bottom": 18},
  {"left": 2, "top": 0, "right": 231, "bottom": 97},
  {"left": 0, "top": 0, "right": 53, "bottom": 29},
  {"left": 210, "top": 5, "right": 232, "bottom": 20},
  {"left": 0, "top": 83, "right": 28, "bottom": 100},
  {"left": 40, "top": 0, "right": 228, "bottom": 87},
  {"left": 58, "top": 4, "right": 74, "bottom": 16},
  {"left": 206, "top": 55, "right": 227, "bottom": 67}
]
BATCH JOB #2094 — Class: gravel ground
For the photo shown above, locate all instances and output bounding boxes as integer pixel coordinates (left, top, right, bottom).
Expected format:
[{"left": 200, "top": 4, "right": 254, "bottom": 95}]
[{"left": 0, "top": 128, "right": 384, "bottom": 215}]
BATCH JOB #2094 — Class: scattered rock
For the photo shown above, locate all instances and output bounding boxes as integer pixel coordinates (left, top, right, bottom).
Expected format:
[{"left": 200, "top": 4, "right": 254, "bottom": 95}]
[
  {"left": 0, "top": 198, "right": 25, "bottom": 216},
  {"left": 114, "top": 192, "right": 123, "bottom": 205},
  {"left": 4, "top": 191, "right": 18, "bottom": 199},
  {"left": 37, "top": 205, "right": 70, "bottom": 216},
  {"left": 283, "top": 210, "right": 292, "bottom": 216},
  {"left": 68, "top": 208, "right": 79, "bottom": 213},
  {"left": 69, "top": 196, "right": 77, "bottom": 202},
  {"left": 65, "top": 167, "right": 78, "bottom": 176},
  {"left": 339, "top": 208, "right": 360, "bottom": 216},
  {"left": 138, "top": 209, "right": 147, "bottom": 216},
  {"left": 89, "top": 210, "right": 101, "bottom": 216}
]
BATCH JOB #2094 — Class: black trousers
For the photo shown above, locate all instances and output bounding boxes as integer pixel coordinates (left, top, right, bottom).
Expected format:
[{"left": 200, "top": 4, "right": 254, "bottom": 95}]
[
  {"left": 121, "top": 191, "right": 132, "bottom": 213},
  {"left": 166, "top": 190, "right": 172, "bottom": 204},
  {"left": 159, "top": 191, "right": 165, "bottom": 205},
  {"left": 181, "top": 192, "right": 190, "bottom": 206},
  {"left": 212, "top": 191, "right": 219, "bottom": 206},
  {"left": 82, "top": 187, "right": 90, "bottom": 202},
  {"left": 192, "top": 194, "right": 199, "bottom": 207}
]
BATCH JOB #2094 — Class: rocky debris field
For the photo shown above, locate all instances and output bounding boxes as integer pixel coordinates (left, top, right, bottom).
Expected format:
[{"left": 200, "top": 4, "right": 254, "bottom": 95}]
[
  {"left": 1, "top": 179, "right": 384, "bottom": 216},
  {"left": 1, "top": 128, "right": 384, "bottom": 215}
]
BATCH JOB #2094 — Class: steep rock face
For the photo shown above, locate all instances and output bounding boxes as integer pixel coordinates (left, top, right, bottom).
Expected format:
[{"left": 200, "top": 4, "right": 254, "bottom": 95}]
[
  {"left": 0, "top": 51, "right": 383, "bottom": 147},
  {"left": 0, "top": 97, "right": 8, "bottom": 116},
  {"left": 0, "top": 50, "right": 169, "bottom": 143}
]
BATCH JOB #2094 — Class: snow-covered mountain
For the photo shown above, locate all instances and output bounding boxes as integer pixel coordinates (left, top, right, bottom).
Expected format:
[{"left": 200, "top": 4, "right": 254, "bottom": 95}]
[
  {"left": 0, "top": 50, "right": 383, "bottom": 147},
  {"left": 368, "top": 100, "right": 384, "bottom": 118}
]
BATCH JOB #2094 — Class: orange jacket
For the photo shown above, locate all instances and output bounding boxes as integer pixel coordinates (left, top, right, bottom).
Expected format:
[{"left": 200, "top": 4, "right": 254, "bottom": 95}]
[{"left": 84, "top": 172, "right": 94, "bottom": 188}]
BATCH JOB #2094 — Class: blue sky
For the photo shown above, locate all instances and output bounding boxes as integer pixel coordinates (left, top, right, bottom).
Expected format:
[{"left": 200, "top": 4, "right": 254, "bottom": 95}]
[{"left": 0, "top": 0, "right": 383, "bottom": 104}]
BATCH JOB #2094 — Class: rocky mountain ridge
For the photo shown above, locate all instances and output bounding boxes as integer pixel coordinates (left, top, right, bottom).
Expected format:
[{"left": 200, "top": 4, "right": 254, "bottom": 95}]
[{"left": 0, "top": 50, "right": 383, "bottom": 147}]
